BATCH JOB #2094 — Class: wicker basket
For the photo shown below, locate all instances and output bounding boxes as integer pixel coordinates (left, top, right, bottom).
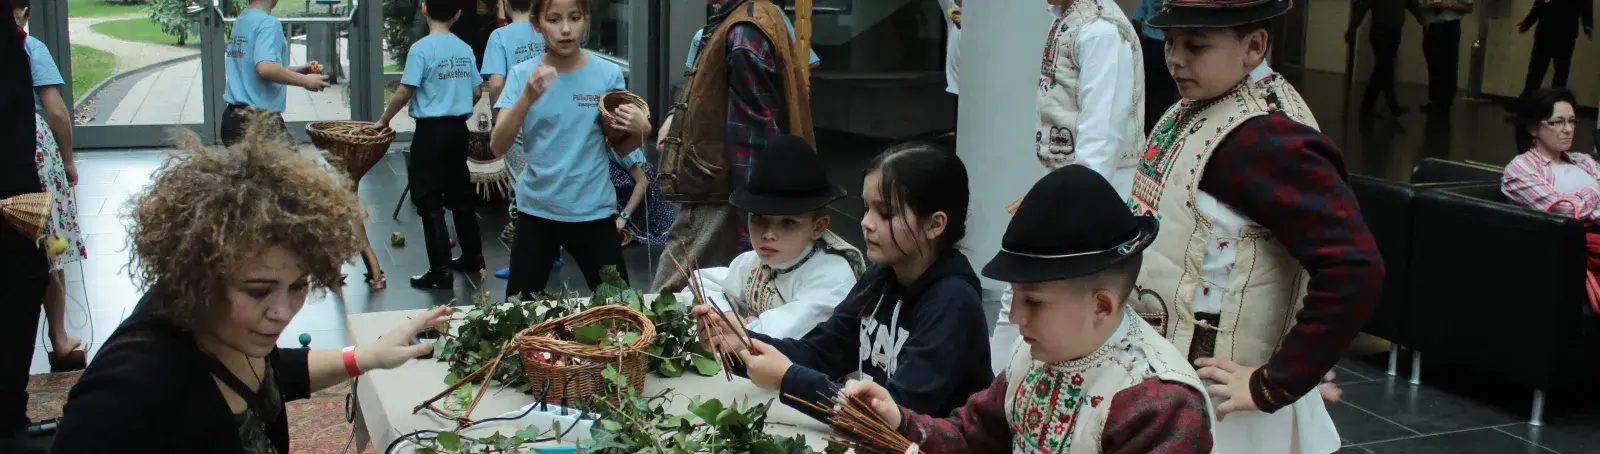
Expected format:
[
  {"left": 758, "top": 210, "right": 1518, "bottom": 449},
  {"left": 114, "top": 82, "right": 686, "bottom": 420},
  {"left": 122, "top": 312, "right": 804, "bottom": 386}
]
[
  {"left": 599, "top": 90, "right": 650, "bottom": 125},
  {"left": 306, "top": 121, "right": 397, "bottom": 183},
  {"left": 1, "top": 192, "right": 51, "bottom": 239},
  {"left": 515, "top": 305, "right": 657, "bottom": 405}
]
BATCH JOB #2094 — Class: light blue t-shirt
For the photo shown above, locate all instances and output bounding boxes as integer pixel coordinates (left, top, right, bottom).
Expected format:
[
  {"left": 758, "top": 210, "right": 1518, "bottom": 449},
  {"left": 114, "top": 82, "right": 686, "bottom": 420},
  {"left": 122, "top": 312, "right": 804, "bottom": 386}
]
[
  {"left": 222, "top": 8, "right": 288, "bottom": 112},
  {"left": 1130, "top": 0, "right": 1164, "bottom": 40},
  {"left": 496, "top": 52, "right": 626, "bottom": 222},
  {"left": 686, "top": 15, "right": 820, "bottom": 68},
  {"left": 402, "top": 33, "right": 483, "bottom": 118},
  {"left": 610, "top": 149, "right": 644, "bottom": 169},
  {"left": 24, "top": 36, "right": 64, "bottom": 113},
  {"left": 481, "top": 21, "right": 545, "bottom": 77}
]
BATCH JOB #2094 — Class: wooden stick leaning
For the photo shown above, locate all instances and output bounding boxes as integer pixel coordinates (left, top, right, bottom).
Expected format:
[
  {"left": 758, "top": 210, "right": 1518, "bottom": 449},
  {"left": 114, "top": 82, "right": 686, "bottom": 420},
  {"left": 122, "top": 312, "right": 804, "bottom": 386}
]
[{"left": 783, "top": 389, "right": 919, "bottom": 454}]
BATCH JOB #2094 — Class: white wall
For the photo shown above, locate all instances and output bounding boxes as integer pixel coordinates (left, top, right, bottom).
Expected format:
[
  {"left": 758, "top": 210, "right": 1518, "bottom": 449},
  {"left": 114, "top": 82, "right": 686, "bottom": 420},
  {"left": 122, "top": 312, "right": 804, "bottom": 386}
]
[{"left": 954, "top": 2, "right": 1054, "bottom": 295}]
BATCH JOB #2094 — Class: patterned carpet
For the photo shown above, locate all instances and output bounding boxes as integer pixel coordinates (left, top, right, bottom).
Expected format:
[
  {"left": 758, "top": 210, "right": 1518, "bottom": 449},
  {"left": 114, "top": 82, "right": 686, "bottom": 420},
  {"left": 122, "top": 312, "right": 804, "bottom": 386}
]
[{"left": 27, "top": 371, "right": 374, "bottom": 453}]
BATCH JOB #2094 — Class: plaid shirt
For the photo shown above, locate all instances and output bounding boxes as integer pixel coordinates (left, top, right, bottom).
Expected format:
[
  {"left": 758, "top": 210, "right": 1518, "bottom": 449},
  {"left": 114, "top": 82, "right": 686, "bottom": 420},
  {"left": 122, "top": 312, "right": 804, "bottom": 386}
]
[
  {"left": 1502, "top": 150, "right": 1600, "bottom": 220},
  {"left": 708, "top": 1, "right": 788, "bottom": 190},
  {"left": 1197, "top": 113, "right": 1385, "bottom": 413},
  {"left": 897, "top": 372, "right": 1213, "bottom": 452}
]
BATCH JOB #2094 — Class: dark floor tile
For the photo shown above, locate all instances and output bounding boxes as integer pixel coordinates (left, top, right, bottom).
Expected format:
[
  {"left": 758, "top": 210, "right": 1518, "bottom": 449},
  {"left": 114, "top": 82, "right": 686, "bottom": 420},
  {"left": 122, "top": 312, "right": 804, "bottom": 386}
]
[
  {"left": 1337, "top": 447, "right": 1376, "bottom": 454},
  {"left": 1329, "top": 399, "right": 1420, "bottom": 444},
  {"left": 1499, "top": 410, "right": 1600, "bottom": 454},
  {"left": 1359, "top": 428, "right": 1554, "bottom": 454},
  {"left": 1337, "top": 353, "right": 1396, "bottom": 384},
  {"left": 1341, "top": 380, "right": 1522, "bottom": 435}
]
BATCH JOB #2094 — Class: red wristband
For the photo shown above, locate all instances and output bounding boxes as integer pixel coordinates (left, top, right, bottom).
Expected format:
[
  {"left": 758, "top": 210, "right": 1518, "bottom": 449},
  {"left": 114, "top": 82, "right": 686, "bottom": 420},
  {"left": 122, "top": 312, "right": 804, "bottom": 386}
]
[{"left": 342, "top": 346, "right": 362, "bottom": 377}]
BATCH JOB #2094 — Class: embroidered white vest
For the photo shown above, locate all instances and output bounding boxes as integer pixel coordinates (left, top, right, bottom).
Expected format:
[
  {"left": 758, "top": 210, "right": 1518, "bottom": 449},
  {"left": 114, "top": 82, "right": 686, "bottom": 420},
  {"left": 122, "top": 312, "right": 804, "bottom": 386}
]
[
  {"left": 1126, "top": 74, "right": 1320, "bottom": 368},
  {"left": 1001, "top": 315, "right": 1213, "bottom": 454},
  {"left": 1035, "top": 0, "right": 1145, "bottom": 185}
]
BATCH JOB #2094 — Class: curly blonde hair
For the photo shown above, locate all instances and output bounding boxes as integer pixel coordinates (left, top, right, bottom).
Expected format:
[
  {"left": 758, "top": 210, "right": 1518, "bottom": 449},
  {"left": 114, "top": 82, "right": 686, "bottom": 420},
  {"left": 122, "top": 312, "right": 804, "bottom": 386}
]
[{"left": 125, "top": 113, "right": 367, "bottom": 331}]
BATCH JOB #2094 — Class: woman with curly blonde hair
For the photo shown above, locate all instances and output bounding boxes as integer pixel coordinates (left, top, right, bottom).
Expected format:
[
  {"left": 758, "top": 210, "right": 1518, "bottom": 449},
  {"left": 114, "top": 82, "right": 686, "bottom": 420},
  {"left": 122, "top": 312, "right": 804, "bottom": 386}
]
[{"left": 51, "top": 116, "right": 450, "bottom": 453}]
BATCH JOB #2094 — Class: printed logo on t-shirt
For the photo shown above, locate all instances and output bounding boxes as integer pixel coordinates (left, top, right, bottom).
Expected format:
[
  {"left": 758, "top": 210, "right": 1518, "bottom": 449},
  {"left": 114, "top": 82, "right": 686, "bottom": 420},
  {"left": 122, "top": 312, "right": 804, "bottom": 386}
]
[
  {"left": 859, "top": 315, "right": 910, "bottom": 377},
  {"left": 510, "top": 43, "right": 543, "bottom": 66},
  {"left": 573, "top": 93, "right": 599, "bottom": 108},
  {"left": 437, "top": 56, "right": 476, "bottom": 81},
  {"left": 226, "top": 36, "right": 248, "bottom": 59}
]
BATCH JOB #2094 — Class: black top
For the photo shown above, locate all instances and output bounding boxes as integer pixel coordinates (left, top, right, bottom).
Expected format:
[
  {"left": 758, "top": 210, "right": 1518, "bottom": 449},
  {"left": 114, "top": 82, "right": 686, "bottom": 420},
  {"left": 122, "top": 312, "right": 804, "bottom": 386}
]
[
  {"left": 51, "top": 293, "right": 312, "bottom": 454},
  {"left": 740, "top": 251, "right": 994, "bottom": 421},
  {"left": 1521, "top": 0, "right": 1595, "bottom": 42},
  {"left": 1, "top": 29, "right": 45, "bottom": 282}
]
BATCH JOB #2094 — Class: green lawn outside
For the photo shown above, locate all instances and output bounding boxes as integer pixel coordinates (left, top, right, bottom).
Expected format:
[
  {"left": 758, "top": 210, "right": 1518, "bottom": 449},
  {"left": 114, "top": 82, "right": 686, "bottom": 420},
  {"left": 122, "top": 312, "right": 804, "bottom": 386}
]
[
  {"left": 70, "top": 44, "right": 117, "bottom": 100},
  {"left": 68, "top": 0, "right": 145, "bottom": 18},
  {"left": 90, "top": 17, "right": 202, "bottom": 46},
  {"left": 385, "top": 63, "right": 400, "bottom": 73}
]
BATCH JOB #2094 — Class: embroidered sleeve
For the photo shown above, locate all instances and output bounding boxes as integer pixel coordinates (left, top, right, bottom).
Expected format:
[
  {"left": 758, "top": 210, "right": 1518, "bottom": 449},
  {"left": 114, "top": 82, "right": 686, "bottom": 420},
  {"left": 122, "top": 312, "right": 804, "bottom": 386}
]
[
  {"left": 1101, "top": 378, "right": 1213, "bottom": 454},
  {"left": 725, "top": 23, "right": 785, "bottom": 189},
  {"left": 1502, "top": 152, "right": 1600, "bottom": 221},
  {"left": 1197, "top": 113, "right": 1384, "bottom": 413},
  {"left": 898, "top": 372, "right": 1012, "bottom": 453}
]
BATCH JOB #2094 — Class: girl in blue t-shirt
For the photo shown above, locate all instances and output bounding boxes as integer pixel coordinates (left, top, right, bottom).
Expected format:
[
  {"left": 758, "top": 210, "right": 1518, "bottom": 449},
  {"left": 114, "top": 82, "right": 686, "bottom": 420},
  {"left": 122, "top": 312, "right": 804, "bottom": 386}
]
[{"left": 489, "top": 0, "right": 650, "bottom": 298}]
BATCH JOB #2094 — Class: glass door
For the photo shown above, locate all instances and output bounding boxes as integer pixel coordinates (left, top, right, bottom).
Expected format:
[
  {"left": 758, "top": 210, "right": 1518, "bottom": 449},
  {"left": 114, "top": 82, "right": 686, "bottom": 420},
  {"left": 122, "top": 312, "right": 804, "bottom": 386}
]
[
  {"left": 26, "top": 0, "right": 385, "bottom": 149},
  {"left": 28, "top": 0, "right": 224, "bottom": 148}
]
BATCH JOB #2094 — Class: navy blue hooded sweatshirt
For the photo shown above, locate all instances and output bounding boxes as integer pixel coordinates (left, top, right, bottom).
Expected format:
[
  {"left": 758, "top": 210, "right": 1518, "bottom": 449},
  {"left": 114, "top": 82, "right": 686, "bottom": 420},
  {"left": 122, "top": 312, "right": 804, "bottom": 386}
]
[{"left": 739, "top": 250, "right": 993, "bottom": 421}]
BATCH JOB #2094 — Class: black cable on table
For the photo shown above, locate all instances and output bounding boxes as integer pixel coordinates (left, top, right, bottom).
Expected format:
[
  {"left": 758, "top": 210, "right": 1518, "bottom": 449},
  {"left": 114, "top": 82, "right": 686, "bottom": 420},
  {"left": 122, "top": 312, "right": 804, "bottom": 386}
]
[{"left": 383, "top": 377, "right": 588, "bottom": 453}]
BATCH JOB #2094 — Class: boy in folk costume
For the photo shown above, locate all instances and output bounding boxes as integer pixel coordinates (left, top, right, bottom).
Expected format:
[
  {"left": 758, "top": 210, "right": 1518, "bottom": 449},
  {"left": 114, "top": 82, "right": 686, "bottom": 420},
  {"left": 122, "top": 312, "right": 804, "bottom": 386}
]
[
  {"left": 1129, "top": 0, "right": 1385, "bottom": 452},
  {"left": 846, "top": 165, "right": 1215, "bottom": 453},
  {"left": 691, "top": 135, "right": 865, "bottom": 339},
  {"left": 990, "top": 0, "right": 1146, "bottom": 369},
  {"left": 650, "top": 0, "right": 815, "bottom": 293}
]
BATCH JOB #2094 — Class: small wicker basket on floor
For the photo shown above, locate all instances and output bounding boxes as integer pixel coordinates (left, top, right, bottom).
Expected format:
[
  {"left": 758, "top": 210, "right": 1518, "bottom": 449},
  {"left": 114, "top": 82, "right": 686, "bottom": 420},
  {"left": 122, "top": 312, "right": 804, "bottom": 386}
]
[
  {"left": 1, "top": 192, "right": 51, "bottom": 239},
  {"left": 515, "top": 304, "right": 656, "bottom": 405}
]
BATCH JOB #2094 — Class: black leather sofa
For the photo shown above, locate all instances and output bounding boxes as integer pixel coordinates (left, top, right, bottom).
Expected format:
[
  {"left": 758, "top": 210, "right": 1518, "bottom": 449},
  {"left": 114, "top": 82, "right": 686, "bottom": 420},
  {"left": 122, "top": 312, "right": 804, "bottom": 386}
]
[
  {"left": 1350, "top": 174, "right": 1495, "bottom": 381},
  {"left": 1406, "top": 182, "right": 1599, "bottom": 425},
  {"left": 1410, "top": 157, "right": 1504, "bottom": 185}
]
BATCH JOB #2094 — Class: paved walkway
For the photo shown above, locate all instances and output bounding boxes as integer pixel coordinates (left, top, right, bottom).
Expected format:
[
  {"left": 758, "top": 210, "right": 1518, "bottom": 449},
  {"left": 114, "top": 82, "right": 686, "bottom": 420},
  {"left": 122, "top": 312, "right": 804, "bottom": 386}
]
[
  {"left": 68, "top": 14, "right": 199, "bottom": 73},
  {"left": 100, "top": 34, "right": 413, "bottom": 130}
]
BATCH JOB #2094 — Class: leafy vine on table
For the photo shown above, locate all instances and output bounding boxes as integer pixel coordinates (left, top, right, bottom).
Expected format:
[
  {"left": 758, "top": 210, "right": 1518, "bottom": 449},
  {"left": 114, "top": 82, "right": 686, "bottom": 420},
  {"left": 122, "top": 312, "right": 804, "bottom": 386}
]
[{"left": 434, "top": 266, "right": 722, "bottom": 393}]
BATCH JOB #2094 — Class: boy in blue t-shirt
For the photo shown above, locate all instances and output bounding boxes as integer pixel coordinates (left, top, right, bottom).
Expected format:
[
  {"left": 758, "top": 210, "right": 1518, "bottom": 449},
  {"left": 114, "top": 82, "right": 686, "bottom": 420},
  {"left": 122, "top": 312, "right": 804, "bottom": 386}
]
[
  {"left": 221, "top": 0, "right": 330, "bottom": 145},
  {"left": 482, "top": 0, "right": 545, "bottom": 247},
  {"left": 376, "top": 0, "right": 485, "bottom": 290}
]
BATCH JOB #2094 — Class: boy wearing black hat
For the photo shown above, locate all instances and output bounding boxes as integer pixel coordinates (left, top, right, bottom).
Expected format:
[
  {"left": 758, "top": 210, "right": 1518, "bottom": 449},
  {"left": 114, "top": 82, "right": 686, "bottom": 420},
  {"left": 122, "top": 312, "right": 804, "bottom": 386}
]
[
  {"left": 845, "top": 165, "right": 1214, "bottom": 453},
  {"left": 692, "top": 135, "right": 865, "bottom": 339},
  {"left": 1126, "top": 1, "right": 1384, "bottom": 452}
]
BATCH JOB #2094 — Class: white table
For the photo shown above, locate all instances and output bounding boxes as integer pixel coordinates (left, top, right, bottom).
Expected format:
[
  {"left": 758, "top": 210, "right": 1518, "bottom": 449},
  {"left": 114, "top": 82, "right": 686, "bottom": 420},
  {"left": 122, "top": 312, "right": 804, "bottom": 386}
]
[{"left": 348, "top": 309, "right": 834, "bottom": 453}]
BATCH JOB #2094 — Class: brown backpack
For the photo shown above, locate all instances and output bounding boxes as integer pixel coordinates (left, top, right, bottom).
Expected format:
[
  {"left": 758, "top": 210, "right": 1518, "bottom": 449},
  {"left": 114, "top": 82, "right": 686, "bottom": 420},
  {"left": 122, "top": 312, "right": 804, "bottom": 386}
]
[{"left": 657, "top": 0, "right": 815, "bottom": 203}]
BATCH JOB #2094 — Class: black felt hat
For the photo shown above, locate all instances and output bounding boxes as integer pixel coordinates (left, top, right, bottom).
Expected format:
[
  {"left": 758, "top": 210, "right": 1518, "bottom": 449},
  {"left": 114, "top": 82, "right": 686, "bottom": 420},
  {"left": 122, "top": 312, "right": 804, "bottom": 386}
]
[
  {"left": 729, "top": 135, "right": 847, "bottom": 216},
  {"left": 1145, "top": 0, "right": 1293, "bottom": 29},
  {"left": 983, "top": 166, "right": 1158, "bottom": 284}
]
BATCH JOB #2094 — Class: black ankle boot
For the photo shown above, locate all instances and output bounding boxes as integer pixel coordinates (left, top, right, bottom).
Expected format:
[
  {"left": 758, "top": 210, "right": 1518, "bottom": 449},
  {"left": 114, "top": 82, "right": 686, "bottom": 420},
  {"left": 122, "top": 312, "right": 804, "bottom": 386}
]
[{"left": 411, "top": 213, "right": 454, "bottom": 290}]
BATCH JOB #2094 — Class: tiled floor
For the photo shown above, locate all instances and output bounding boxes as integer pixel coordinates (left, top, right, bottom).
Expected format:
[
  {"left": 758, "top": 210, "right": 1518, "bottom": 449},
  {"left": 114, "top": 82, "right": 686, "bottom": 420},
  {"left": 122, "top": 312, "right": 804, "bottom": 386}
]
[{"left": 28, "top": 71, "right": 1600, "bottom": 452}]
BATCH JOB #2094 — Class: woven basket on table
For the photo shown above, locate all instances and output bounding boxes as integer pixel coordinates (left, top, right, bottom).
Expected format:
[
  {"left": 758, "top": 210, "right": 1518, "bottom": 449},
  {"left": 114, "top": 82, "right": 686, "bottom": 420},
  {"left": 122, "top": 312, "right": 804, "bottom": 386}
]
[
  {"left": 1, "top": 192, "right": 52, "bottom": 239},
  {"left": 306, "top": 121, "right": 397, "bottom": 185},
  {"left": 515, "top": 304, "right": 657, "bottom": 405}
]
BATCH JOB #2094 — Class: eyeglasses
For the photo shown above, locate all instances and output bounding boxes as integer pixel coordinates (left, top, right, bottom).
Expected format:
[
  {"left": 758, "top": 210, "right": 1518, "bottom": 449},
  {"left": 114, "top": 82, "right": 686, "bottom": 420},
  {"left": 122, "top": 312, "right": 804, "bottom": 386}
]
[{"left": 1544, "top": 117, "right": 1579, "bottom": 129}]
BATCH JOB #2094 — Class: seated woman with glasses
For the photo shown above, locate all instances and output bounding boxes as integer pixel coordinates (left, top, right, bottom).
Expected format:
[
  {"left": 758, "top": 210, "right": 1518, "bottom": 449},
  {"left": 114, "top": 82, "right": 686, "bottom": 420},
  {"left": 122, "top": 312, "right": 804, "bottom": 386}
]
[{"left": 1502, "top": 87, "right": 1596, "bottom": 219}]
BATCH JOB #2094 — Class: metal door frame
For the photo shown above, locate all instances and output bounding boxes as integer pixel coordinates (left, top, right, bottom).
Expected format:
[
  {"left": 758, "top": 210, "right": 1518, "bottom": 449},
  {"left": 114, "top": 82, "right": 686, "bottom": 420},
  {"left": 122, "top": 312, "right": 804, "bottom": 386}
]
[
  {"left": 32, "top": 1, "right": 221, "bottom": 148},
  {"left": 29, "top": 0, "right": 387, "bottom": 149}
]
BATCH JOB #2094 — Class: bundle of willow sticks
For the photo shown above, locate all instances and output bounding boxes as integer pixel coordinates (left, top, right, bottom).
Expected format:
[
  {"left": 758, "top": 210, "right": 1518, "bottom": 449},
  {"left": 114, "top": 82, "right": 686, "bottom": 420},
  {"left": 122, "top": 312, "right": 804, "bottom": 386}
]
[
  {"left": 787, "top": 389, "right": 920, "bottom": 454},
  {"left": 666, "top": 241, "right": 752, "bottom": 381}
]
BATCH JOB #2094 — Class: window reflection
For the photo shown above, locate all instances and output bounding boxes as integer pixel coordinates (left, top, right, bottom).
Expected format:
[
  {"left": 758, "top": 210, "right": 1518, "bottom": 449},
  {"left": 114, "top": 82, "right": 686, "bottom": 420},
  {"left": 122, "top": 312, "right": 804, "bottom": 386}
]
[{"left": 586, "top": 0, "right": 630, "bottom": 60}]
